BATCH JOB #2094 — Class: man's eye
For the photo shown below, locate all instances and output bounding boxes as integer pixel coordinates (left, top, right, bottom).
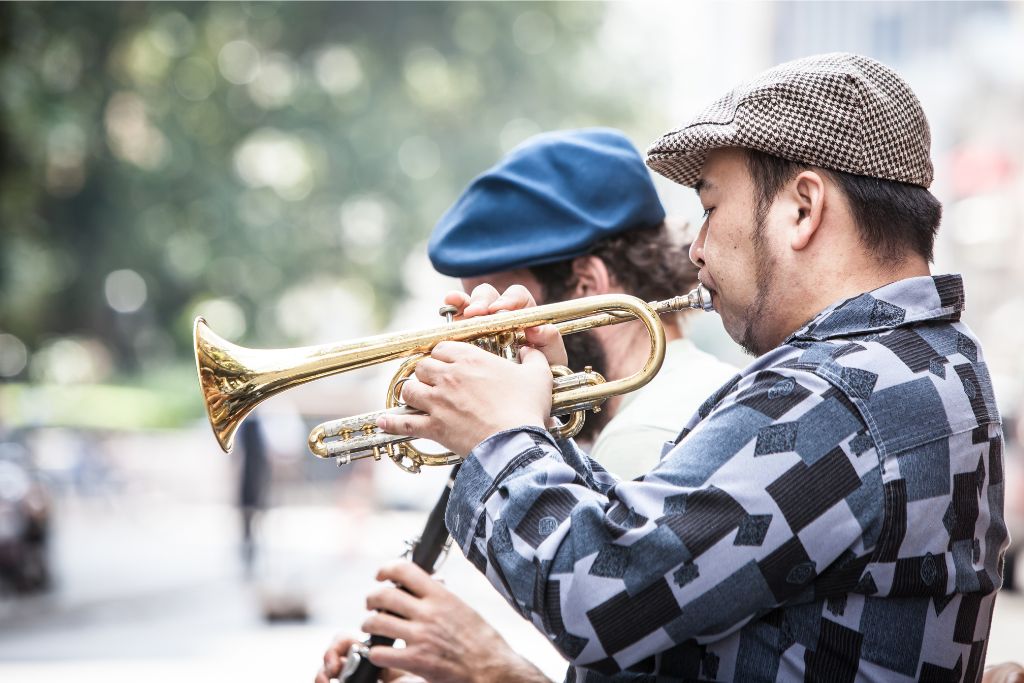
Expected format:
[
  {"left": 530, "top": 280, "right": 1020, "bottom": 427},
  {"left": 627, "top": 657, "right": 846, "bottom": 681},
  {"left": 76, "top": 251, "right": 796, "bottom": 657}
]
[{"left": 702, "top": 207, "right": 714, "bottom": 220}]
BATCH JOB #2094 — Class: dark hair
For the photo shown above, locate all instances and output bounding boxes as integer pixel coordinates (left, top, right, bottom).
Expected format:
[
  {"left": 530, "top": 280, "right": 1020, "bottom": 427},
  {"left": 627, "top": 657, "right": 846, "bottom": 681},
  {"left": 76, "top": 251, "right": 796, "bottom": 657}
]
[
  {"left": 744, "top": 149, "right": 942, "bottom": 263},
  {"left": 528, "top": 222, "right": 697, "bottom": 303}
]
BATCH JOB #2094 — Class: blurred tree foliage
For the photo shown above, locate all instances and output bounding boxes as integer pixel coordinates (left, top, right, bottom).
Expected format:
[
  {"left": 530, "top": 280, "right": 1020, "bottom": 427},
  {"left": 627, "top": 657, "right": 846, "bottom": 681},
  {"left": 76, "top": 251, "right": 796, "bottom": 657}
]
[{"left": 0, "top": 2, "right": 662, "bottom": 382}]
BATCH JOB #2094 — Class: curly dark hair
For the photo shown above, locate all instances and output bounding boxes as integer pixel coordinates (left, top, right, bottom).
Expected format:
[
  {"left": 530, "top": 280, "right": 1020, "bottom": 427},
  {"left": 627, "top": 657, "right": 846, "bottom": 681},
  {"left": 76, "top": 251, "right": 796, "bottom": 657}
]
[{"left": 528, "top": 222, "right": 697, "bottom": 304}]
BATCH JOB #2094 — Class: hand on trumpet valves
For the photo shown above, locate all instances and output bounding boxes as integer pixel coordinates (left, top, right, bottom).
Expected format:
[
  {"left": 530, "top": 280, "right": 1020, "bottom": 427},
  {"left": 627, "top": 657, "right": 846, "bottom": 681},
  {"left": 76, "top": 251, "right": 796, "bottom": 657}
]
[
  {"left": 378, "top": 284, "right": 564, "bottom": 457},
  {"left": 442, "top": 283, "right": 568, "bottom": 366}
]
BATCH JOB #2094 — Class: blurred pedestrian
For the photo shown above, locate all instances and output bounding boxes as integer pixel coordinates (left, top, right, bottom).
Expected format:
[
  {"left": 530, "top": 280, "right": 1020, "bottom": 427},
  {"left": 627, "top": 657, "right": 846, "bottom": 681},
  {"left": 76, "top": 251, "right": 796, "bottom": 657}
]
[{"left": 237, "top": 413, "right": 269, "bottom": 578}]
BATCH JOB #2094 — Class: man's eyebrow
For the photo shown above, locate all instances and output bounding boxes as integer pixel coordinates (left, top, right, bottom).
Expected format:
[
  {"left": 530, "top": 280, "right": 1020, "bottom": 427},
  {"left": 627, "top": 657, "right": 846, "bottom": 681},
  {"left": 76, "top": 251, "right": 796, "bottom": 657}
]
[{"left": 694, "top": 178, "right": 713, "bottom": 196}]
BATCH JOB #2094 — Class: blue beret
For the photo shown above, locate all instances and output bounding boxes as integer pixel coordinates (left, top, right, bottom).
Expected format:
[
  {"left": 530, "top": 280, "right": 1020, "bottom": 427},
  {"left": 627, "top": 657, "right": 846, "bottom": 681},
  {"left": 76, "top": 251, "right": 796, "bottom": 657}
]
[{"left": 428, "top": 128, "right": 666, "bottom": 277}]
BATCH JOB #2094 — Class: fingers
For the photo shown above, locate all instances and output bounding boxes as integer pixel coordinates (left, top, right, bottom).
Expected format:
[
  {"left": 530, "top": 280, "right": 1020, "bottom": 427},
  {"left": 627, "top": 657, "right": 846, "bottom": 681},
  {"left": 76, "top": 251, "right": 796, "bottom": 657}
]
[
  {"left": 378, "top": 409, "right": 434, "bottom": 439},
  {"left": 376, "top": 561, "right": 438, "bottom": 597},
  {"left": 317, "top": 636, "right": 360, "bottom": 683},
  {"left": 523, "top": 324, "right": 568, "bottom": 366},
  {"left": 442, "top": 290, "right": 471, "bottom": 315},
  {"left": 443, "top": 282, "right": 535, "bottom": 324},
  {"left": 463, "top": 283, "right": 501, "bottom": 317},
  {"left": 366, "top": 585, "right": 423, "bottom": 619},
  {"left": 412, "top": 357, "right": 448, "bottom": 387},
  {"left": 429, "top": 340, "right": 479, "bottom": 363},
  {"left": 399, "top": 377, "right": 435, "bottom": 407},
  {"left": 364, "top": 644, "right": 406, "bottom": 673},
  {"left": 489, "top": 284, "right": 537, "bottom": 312},
  {"left": 362, "top": 611, "right": 419, "bottom": 643},
  {"left": 519, "top": 345, "right": 551, "bottom": 369}
]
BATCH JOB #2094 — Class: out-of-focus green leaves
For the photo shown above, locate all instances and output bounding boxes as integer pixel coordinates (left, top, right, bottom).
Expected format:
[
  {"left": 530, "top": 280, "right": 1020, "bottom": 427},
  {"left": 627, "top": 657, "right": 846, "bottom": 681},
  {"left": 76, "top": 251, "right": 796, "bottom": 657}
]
[
  {"left": 0, "top": 377, "right": 202, "bottom": 430},
  {"left": 0, "top": 2, "right": 662, "bottom": 395}
]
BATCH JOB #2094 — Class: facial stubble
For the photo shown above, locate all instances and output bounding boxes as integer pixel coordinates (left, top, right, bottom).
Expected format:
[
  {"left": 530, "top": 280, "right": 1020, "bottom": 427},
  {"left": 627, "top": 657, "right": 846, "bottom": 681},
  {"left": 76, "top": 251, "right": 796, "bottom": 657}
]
[{"left": 737, "top": 215, "right": 779, "bottom": 357}]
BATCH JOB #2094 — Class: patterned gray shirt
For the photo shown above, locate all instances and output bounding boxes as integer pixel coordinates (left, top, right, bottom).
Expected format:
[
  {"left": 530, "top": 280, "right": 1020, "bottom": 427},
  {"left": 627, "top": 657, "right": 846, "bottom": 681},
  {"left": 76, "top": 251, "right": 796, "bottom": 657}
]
[{"left": 445, "top": 275, "right": 1008, "bottom": 682}]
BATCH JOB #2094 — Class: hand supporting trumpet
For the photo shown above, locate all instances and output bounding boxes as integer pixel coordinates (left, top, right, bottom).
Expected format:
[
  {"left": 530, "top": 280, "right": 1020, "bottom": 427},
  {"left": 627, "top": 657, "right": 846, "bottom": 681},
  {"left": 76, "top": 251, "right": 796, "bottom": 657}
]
[{"left": 378, "top": 284, "right": 566, "bottom": 457}]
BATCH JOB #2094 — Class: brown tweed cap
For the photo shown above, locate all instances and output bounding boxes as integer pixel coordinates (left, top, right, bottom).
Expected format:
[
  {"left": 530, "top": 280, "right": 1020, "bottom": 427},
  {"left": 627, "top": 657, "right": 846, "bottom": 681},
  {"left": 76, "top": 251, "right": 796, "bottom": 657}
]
[{"left": 646, "top": 53, "right": 933, "bottom": 189}]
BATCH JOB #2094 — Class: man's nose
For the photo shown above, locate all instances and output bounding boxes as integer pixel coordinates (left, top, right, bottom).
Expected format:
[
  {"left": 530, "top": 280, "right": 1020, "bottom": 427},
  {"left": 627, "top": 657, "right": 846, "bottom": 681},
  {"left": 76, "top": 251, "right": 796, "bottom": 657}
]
[{"left": 689, "top": 225, "right": 707, "bottom": 268}]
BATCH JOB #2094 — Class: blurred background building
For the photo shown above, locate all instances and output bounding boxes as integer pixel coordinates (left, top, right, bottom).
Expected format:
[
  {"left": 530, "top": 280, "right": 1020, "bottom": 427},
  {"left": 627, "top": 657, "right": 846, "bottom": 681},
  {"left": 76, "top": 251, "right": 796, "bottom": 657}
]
[{"left": 1, "top": 2, "right": 1023, "bottom": 681}]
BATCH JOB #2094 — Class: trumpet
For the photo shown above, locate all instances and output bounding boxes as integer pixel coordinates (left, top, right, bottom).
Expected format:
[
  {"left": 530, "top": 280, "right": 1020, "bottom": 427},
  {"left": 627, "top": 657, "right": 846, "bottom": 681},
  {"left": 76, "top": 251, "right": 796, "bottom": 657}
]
[{"left": 193, "top": 285, "right": 713, "bottom": 472}]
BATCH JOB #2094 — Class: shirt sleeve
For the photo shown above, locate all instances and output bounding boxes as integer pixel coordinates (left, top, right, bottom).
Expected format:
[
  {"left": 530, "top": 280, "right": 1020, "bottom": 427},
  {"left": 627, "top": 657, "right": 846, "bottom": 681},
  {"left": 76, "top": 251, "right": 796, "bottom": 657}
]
[{"left": 444, "top": 366, "right": 884, "bottom": 673}]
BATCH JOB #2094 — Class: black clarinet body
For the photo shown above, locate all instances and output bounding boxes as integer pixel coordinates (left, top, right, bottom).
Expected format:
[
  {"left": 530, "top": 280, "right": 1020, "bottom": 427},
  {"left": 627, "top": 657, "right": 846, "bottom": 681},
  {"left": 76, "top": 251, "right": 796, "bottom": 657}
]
[{"left": 341, "top": 465, "right": 460, "bottom": 683}]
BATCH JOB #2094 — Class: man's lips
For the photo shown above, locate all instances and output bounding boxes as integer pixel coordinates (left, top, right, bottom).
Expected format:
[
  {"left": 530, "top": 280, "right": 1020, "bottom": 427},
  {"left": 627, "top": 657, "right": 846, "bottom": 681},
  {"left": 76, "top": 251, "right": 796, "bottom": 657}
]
[
  {"left": 697, "top": 271, "right": 717, "bottom": 295},
  {"left": 696, "top": 272, "right": 718, "bottom": 311}
]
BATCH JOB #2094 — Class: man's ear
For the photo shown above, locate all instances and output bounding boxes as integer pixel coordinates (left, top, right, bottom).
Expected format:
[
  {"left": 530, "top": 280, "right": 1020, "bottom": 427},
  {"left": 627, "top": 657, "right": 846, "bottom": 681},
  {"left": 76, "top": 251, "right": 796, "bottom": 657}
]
[
  {"left": 570, "top": 255, "right": 612, "bottom": 298},
  {"left": 790, "top": 170, "right": 826, "bottom": 251}
]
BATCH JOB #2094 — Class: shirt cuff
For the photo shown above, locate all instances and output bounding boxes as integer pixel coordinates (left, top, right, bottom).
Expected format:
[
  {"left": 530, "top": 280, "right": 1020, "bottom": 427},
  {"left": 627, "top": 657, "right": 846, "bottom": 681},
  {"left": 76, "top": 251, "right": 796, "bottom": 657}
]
[
  {"left": 446, "top": 426, "right": 561, "bottom": 549},
  {"left": 467, "top": 425, "right": 561, "bottom": 480}
]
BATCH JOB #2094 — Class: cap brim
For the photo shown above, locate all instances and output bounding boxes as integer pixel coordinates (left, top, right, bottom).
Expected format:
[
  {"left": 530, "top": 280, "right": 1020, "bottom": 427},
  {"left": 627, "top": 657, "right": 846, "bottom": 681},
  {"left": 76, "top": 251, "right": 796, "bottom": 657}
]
[
  {"left": 646, "top": 122, "right": 750, "bottom": 188},
  {"left": 646, "top": 150, "right": 708, "bottom": 189}
]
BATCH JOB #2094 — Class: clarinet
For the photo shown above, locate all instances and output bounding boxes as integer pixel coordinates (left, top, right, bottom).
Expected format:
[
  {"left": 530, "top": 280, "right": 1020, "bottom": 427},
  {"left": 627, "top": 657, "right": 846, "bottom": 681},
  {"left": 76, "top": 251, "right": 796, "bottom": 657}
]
[{"left": 340, "top": 464, "right": 460, "bottom": 683}]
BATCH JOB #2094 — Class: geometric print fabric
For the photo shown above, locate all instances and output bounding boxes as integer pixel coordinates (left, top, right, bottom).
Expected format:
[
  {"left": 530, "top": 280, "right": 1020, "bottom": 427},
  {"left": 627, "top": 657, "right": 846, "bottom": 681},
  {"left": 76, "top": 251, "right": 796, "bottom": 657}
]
[{"left": 445, "top": 275, "right": 1006, "bottom": 681}]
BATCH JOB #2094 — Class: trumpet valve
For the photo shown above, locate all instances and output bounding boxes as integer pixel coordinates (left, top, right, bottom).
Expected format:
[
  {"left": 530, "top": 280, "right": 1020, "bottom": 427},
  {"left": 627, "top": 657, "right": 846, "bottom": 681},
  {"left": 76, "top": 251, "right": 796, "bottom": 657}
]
[{"left": 438, "top": 305, "right": 459, "bottom": 323}]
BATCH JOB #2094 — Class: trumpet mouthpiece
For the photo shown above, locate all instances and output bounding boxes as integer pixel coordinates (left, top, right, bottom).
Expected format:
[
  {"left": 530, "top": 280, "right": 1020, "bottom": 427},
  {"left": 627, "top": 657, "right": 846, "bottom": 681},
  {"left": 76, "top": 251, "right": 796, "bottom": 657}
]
[{"left": 661, "top": 285, "right": 714, "bottom": 314}]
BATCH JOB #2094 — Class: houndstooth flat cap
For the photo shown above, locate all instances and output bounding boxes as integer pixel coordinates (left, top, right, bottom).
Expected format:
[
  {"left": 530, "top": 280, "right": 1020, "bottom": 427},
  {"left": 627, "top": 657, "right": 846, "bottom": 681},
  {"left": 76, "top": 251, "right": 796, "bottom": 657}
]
[{"left": 646, "top": 53, "right": 933, "bottom": 188}]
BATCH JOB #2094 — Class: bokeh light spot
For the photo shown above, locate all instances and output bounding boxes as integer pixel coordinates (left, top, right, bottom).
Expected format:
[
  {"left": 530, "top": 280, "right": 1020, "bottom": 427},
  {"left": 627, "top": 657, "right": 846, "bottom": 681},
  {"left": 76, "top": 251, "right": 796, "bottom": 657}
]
[
  {"left": 398, "top": 135, "right": 441, "bottom": 180},
  {"left": 404, "top": 47, "right": 455, "bottom": 108},
  {"left": 0, "top": 333, "right": 28, "bottom": 378},
  {"left": 276, "top": 278, "right": 374, "bottom": 344},
  {"left": 175, "top": 57, "right": 217, "bottom": 102},
  {"left": 218, "top": 40, "right": 261, "bottom": 85},
  {"left": 247, "top": 52, "right": 296, "bottom": 109},
  {"left": 195, "top": 298, "right": 247, "bottom": 340},
  {"left": 104, "top": 269, "right": 148, "bottom": 314},
  {"left": 453, "top": 9, "right": 496, "bottom": 54},
  {"left": 513, "top": 10, "right": 556, "bottom": 55},
  {"left": 151, "top": 11, "right": 196, "bottom": 57},
  {"left": 104, "top": 92, "right": 170, "bottom": 170},
  {"left": 30, "top": 337, "right": 111, "bottom": 385},
  {"left": 234, "top": 129, "right": 314, "bottom": 200},
  {"left": 499, "top": 118, "right": 542, "bottom": 153},
  {"left": 340, "top": 196, "right": 391, "bottom": 251},
  {"left": 315, "top": 45, "right": 363, "bottom": 95},
  {"left": 40, "top": 38, "right": 83, "bottom": 92}
]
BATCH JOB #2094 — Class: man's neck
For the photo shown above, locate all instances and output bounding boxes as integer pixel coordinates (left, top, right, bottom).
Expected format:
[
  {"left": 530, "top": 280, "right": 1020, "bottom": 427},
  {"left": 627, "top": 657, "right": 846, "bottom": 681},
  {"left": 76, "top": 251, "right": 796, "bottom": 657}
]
[{"left": 774, "top": 255, "right": 932, "bottom": 348}]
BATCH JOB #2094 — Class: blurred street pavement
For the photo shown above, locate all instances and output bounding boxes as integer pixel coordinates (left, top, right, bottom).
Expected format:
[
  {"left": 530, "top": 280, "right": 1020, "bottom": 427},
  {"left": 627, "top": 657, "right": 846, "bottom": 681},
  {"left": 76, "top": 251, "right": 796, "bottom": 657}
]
[
  {"left": 0, "top": 457, "right": 1020, "bottom": 682},
  {"left": 0, "top": 488, "right": 567, "bottom": 683}
]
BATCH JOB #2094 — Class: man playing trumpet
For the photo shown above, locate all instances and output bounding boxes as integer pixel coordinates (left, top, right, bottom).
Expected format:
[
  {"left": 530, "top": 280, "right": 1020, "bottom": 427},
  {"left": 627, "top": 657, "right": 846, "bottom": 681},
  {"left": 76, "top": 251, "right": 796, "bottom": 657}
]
[
  {"left": 316, "top": 129, "right": 735, "bottom": 681},
  {"left": 373, "top": 54, "right": 1005, "bottom": 681}
]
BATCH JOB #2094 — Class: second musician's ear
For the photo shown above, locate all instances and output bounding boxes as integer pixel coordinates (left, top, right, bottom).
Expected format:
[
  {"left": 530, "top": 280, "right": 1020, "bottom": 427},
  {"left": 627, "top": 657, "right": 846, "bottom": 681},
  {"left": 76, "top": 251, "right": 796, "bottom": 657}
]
[{"left": 570, "top": 255, "right": 612, "bottom": 298}]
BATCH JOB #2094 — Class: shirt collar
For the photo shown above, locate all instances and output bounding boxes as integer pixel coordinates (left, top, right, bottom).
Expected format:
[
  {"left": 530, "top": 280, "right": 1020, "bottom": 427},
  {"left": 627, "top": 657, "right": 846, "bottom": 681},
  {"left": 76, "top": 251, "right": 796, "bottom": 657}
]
[{"left": 788, "top": 274, "right": 965, "bottom": 342}]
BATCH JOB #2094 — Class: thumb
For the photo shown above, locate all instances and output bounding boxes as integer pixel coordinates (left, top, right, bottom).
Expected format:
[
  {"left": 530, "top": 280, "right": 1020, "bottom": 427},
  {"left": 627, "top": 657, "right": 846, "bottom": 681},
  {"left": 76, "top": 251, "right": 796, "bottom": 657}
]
[{"left": 520, "top": 345, "right": 553, "bottom": 373}]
